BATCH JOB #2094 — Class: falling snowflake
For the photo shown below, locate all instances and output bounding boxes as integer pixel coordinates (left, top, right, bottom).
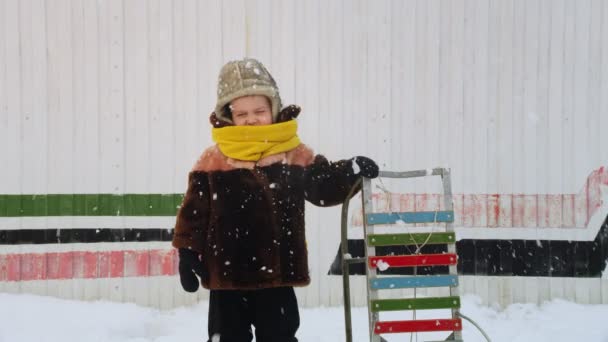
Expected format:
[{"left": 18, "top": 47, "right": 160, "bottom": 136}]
[{"left": 376, "top": 260, "right": 390, "bottom": 271}]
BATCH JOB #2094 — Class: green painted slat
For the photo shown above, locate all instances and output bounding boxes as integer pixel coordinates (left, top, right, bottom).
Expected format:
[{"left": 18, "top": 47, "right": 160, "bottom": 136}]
[
  {"left": 96, "top": 195, "right": 120, "bottom": 216},
  {"left": 0, "top": 194, "right": 184, "bottom": 217},
  {"left": 74, "top": 194, "right": 88, "bottom": 216},
  {"left": 5, "top": 195, "right": 21, "bottom": 216},
  {"left": 0, "top": 195, "right": 5, "bottom": 216},
  {"left": 85, "top": 194, "right": 99, "bottom": 216},
  {"left": 371, "top": 296, "right": 461, "bottom": 312},
  {"left": 368, "top": 232, "right": 456, "bottom": 246},
  {"left": 124, "top": 194, "right": 147, "bottom": 216},
  {"left": 19, "top": 195, "right": 36, "bottom": 216},
  {"left": 173, "top": 194, "right": 184, "bottom": 211}
]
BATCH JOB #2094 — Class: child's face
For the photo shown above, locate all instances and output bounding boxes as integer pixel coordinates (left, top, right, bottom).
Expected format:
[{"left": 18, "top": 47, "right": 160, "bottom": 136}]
[{"left": 230, "top": 95, "right": 273, "bottom": 126}]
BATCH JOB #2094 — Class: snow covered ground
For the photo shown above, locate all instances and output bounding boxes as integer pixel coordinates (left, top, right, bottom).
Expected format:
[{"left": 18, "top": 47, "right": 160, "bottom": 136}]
[{"left": 1, "top": 293, "right": 608, "bottom": 342}]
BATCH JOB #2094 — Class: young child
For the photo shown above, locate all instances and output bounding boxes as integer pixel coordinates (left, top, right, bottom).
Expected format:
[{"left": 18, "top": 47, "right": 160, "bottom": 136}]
[{"left": 172, "top": 58, "right": 379, "bottom": 342}]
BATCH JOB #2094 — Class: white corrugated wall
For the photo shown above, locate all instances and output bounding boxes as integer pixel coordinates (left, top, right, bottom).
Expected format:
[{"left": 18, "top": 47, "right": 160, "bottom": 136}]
[{"left": 1, "top": 0, "right": 607, "bottom": 308}]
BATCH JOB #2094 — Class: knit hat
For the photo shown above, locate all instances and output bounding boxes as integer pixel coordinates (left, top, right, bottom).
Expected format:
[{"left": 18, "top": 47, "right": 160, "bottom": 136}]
[{"left": 214, "top": 58, "right": 282, "bottom": 123}]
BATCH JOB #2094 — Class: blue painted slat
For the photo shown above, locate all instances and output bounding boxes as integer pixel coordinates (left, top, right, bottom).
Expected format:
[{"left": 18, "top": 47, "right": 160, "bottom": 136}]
[
  {"left": 370, "top": 275, "right": 459, "bottom": 290},
  {"left": 366, "top": 211, "right": 454, "bottom": 225}
]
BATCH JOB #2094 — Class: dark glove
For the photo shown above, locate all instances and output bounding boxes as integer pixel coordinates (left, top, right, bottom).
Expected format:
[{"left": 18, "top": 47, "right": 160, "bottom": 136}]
[
  {"left": 276, "top": 105, "right": 301, "bottom": 123},
  {"left": 353, "top": 156, "right": 379, "bottom": 178},
  {"left": 178, "top": 248, "right": 205, "bottom": 292}
]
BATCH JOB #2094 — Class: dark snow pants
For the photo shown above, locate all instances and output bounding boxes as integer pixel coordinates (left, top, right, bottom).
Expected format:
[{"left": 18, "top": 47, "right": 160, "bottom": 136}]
[{"left": 207, "top": 286, "right": 300, "bottom": 342}]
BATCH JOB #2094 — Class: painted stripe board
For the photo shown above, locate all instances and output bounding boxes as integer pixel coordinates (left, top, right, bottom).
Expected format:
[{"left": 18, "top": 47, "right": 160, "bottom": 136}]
[
  {"left": 370, "top": 275, "right": 459, "bottom": 290},
  {"left": 374, "top": 318, "right": 462, "bottom": 334},
  {"left": 0, "top": 249, "right": 177, "bottom": 281},
  {"left": 367, "top": 232, "right": 456, "bottom": 246},
  {"left": 370, "top": 296, "right": 460, "bottom": 312},
  {"left": 0, "top": 194, "right": 183, "bottom": 217},
  {"left": 369, "top": 254, "right": 458, "bottom": 269},
  {"left": 0, "top": 228, "right": 174, "bottom": 244},
  {"left": 367, "top": 211, "right": 454, "bottom": 225}
]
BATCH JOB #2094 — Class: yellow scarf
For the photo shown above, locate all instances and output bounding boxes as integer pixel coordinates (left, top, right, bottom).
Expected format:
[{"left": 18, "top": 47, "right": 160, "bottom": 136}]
[{"left": 211, "top": 120, "right": 301, "bottom": 161}]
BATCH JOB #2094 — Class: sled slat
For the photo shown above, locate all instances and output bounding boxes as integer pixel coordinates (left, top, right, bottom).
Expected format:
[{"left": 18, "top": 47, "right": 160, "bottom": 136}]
[
  {"left": 367, "top": 211, "right": 454, "bottom": 225},
  {"left": 367, "top": 232, "right": 455, "bottom": 246},
  {"left": 370, "top": 275, "right": 459, "bottom": 290},
  {"left": 371, "top": 296, "right": 460, "bottom": 312},
  {"left": 369, "top": 254, "right": 457, "bottom": 269},
  {"left": 374, "top": 318, "right": 462, "bottom": 334}
]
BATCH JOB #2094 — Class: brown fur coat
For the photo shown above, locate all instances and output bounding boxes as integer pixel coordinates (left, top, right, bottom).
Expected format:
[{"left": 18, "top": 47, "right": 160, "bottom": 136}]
[{"left": 172, "top": 143, "right": 361, "bottom": 290}]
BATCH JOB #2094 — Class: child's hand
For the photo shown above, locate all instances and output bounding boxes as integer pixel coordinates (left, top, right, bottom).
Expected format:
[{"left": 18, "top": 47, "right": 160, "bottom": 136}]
[
  {"left": 277, "top": 105, "right": 301, "bottom": 122},
  {"left": 178, "top": 248, "right": 205, "bottom": 292},
  {"left": 353, "top": 156, "right": 379, "bottom": 178}
]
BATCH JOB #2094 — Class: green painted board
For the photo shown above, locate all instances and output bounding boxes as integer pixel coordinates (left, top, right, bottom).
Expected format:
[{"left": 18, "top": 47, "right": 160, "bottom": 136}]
[
  {"left": 0, "top": 194, "right": 184, "bottom": 217},
  {"left": 367, "top": 232, "right": 456, "bottom": 246},
  {"left": 370, "top": 296, "right": 461, "bottom": 312}
]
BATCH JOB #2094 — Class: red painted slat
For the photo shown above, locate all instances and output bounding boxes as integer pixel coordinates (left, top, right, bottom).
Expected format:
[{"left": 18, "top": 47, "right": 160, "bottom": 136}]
[
  {"left": 452, "top": 194, "right": 463, "bottom": 227},
  {"left": 0, "top": 254, "right": 20, "bottom": 281},
  {"left": 562, "top": 194, "right": 575, "bottom": 227},
  {"left": 369, "top": 254, "right": 457, "bottom": 269},
  {"left": 428, "top": 194, "right": 441, "bottom": 227},
  {"left": 6, "top": 254, "right": 20, "bottom": 281},
  {"left": 110, "top": 251, "right": 125, "bottom": 278},
  {"left": 47, "top": 252, "right": 74, "bottom": 280},
  {"left": 461, "top": 194, "right": 474, "bottom": 227},
  {"left": 376, "top": 193, "right": 391, "bottom": 214},
  {"left": 415, "top": 194, "right": 429, "bottom": 226},
  {"left": 0, "top": 250, "right": 179, "bottom": 281},
  {"left": 523, "top": 195, "right": 537, "bottom": 228},
  {"left": 574, "top": 191, "right": 588, "bottom": 228},
  {"left": 426, "top": 194, "right": 439, "bottom": 210},
  {"left": 547, "top": 195, "right": 562, "bottom": 228},
  {"left": 390, "top": 193, "right": 401, "bottom": 212},
  {"left": 98, "top": 251, "right": 111, "bottom": 278},
  {"left": 0, "top": 254, "right": 7, "bottom": 281},
  {"left": 73, "top": 251, "right": 98, "bottom": 279},
  {"left": 588, "top": 170, "right": 602, "bottom": 219},
  {"left": 136, "top": 251, "right": 151, "bottom": 277},
  {"left": 512, "top": 195, "right": 525, "bottom": 227},
  {"left": 20, "top": 253, "right": 46, "bottom": 281},
  {"left": 498, "top": 194, "right": 512, "bottom": 228},
  {"left": 150, "top": 249, "right": 177, "bottom": 276},
  {"left": 399, "top": 193, "right": 415, "bottom": 213},
  {"left": 487, "top": 194, "right": 499, "bottom": 228},
  {"left": 537, "top": 194, "right": 548, "bottom": 227},
  {"left": 472, "top": 194, "right": 488, "bottom": 227},
  {"left": 124, "top": 250, "right": 150, "bottom": 277},
  {"left": 415, "top": 194, "right": 428, "bottom": 213},
  {"left": 374, "top": 318, "right": 462, "bottom": 334}
]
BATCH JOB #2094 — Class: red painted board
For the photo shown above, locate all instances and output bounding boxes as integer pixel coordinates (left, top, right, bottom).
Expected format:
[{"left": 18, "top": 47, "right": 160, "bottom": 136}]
[
  {"left": 369, "top": 254, "right": 457, "bottom": 269},
  {"left": 374, "top": 318, "right": 462, "bottom": 334}
]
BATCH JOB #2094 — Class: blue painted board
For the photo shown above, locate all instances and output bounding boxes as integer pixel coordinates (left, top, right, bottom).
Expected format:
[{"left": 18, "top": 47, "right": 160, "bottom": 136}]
[
  {"left": 370, "top": 275, "right": 458, "bottom": 290},
  {"left": 367, "top": 211, "right": 454, "bottom": 225}
]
